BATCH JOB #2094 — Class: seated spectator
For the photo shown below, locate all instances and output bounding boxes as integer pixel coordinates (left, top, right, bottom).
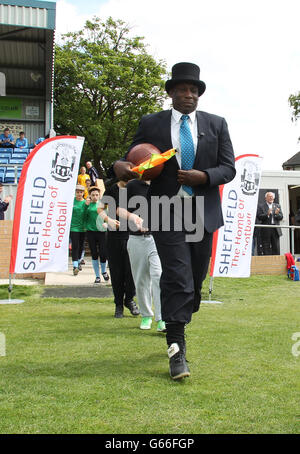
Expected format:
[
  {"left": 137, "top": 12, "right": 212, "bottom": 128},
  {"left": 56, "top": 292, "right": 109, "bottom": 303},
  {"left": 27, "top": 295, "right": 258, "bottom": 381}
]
[
  {"left": 15, "top": 131, "right": 28, "bottom": 149},
  {"left": 0, "top": 127, "right": 15, "bottom": 148},
  {"left": 34, "top": 137, "right": 45, "bottom": 146}
]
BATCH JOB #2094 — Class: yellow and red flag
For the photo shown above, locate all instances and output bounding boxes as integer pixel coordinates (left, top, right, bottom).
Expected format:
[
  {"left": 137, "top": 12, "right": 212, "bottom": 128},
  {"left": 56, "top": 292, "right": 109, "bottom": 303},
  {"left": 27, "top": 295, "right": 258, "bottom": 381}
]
[{"left": 131, "top": 148, "right": 177, "bottom": 176}]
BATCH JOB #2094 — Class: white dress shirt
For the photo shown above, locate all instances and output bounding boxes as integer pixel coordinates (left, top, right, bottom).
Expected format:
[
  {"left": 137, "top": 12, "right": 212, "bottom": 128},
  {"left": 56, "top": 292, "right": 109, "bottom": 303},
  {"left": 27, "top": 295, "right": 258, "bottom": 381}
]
[
  {"left": 171, "top": 108, "right": 198, "bottom": 197},
  {"left": 267, "top": 202, "right": 275, "bottom": 224}
]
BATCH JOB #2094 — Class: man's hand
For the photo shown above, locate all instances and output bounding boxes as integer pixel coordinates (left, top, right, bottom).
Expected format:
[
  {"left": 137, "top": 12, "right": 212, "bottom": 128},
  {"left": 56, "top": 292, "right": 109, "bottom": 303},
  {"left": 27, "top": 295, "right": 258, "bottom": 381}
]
[
  {"left": 85, "top": 197, "right": 91, "bottom": 206},
  {"left": 177, "top": 169, "right": 208, "bottom": 186},
  {"left": 4, "top": 195, "right": 13, "bottom": 203},
  {"left": 128, "top": 213, "right": 147, "bottom": 232},
  {"left": 113, "top": 160, "right": 140, "bottom": 181}
]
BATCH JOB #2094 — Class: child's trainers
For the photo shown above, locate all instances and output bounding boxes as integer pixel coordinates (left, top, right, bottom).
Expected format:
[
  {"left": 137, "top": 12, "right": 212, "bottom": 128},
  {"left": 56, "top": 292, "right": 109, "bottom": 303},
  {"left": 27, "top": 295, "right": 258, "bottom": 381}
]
[
  {"left": 157, "top": 320, "right": 166, "bottom": 332},
  {"left": 140, "top": 317, "right": 152, "bottom": 330}
]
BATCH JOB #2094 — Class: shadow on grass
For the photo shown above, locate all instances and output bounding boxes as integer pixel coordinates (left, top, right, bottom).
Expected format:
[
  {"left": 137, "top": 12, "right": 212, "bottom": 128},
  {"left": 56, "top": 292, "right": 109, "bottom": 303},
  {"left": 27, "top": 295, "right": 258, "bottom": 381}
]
[{"left": 2, "top": 354, "right": 180, "bottom": 383}]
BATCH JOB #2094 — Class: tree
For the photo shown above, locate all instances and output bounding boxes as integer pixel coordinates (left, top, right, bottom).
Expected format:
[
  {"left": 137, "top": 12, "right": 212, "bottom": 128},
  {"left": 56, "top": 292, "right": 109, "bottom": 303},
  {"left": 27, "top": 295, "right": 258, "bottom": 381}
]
[
  {"left": 54, "top": 17, "right": 167, "bottom": 177},
  {"left": 289, "top": 92, "right": 300, "bottom": 122}
]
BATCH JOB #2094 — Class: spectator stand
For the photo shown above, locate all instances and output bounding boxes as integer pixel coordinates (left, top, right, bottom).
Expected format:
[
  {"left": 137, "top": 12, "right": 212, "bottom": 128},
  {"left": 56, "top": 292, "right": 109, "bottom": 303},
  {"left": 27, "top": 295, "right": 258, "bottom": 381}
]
[{"left": 0, "top": 147, "right": 30, "bottom": 184}]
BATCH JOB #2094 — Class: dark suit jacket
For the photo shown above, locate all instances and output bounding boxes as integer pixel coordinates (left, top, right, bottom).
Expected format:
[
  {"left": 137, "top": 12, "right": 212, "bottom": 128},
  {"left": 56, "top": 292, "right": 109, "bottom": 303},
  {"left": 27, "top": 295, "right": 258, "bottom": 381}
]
[
  {"left": 0, "top": 198, "right": 9, "bottom": 220},
  {"left": 256, "top": 202, "right": 283, "bottom": 236},
  {"left": 126, "top": 110, "right": 236, "bottom": 233}
]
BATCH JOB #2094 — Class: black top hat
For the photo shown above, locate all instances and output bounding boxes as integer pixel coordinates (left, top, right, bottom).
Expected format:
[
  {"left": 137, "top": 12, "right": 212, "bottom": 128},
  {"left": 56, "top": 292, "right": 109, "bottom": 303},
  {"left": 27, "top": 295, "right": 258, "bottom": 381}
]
[{"left": 165, "top": 62, "right": 206, "bottom": 97}]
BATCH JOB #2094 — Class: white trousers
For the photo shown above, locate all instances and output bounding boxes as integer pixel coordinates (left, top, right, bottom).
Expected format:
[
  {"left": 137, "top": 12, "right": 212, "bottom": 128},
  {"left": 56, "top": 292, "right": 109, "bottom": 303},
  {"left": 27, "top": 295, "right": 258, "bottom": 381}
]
[{"left": 127, "top": 235, "right": 162, "bottom": 321}]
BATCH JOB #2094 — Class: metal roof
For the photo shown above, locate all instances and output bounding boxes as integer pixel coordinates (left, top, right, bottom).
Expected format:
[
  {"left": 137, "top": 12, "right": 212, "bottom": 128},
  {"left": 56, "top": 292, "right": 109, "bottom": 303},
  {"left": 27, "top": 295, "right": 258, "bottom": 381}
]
[
  {"left": 282, "top": 151, "right": 300, "bottom": 168},
  {"left": 0, "top": 0, "right": 56, "bottom": 29},
  {"left": 0, "top": 1, "right": 56, "bottom": 100}
]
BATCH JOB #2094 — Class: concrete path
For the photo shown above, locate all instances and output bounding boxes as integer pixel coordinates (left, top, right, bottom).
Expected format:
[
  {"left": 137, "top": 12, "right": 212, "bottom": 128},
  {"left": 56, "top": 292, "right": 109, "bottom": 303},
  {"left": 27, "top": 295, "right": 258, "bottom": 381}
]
[
  {"left": 0, "top": 258, "right": 112, "bottom": 289},
  {"left": 45, "top": 257, "right": 112, "bottom": 287}
]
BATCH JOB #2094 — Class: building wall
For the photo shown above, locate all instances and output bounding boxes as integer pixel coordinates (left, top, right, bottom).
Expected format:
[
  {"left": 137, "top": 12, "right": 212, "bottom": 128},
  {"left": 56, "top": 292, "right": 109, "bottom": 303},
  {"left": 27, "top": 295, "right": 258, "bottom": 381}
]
[
  {"left": 0, "top": 220, "right": 44, "bottom": 279},
  {"left": 0, "top": 96, "right": 46, "bottom": 144},
  {"left": 0, "top": 1, "right": 55, "bottom": 30}
]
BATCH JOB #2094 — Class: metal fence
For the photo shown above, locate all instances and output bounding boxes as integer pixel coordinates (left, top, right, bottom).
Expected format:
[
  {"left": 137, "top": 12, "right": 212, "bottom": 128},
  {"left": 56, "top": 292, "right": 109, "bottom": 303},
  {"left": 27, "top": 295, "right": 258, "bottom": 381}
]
[{"left": 255, "top": 224, "right": 300, "bottom": 256}]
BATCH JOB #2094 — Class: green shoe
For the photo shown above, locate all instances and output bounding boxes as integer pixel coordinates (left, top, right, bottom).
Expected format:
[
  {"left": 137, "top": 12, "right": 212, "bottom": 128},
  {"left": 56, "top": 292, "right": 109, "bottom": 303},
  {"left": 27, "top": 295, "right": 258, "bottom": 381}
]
[
  {"left": 157, "top": 320, "right": 166, "bottom": 332},
  {"left": 140, "top": 317, "right": 152, "bottom": 330}
]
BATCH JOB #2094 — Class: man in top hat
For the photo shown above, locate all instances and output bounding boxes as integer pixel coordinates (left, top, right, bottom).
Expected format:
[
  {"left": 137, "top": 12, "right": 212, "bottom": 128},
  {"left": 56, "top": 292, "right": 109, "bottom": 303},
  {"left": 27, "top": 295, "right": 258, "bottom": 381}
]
[{"left": 111, "top": 62, "right": 236, "bottom": 380}]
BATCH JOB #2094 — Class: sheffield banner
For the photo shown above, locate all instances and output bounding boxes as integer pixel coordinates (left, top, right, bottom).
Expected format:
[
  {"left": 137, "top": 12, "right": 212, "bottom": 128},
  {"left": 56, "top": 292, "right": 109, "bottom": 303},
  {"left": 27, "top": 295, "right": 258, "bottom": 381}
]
[
  {"left": 210, "top": 154, "right": 263, "bottom": 278},
  {"left": 10, "top": 136, "right": 85, "bottom": 274}
]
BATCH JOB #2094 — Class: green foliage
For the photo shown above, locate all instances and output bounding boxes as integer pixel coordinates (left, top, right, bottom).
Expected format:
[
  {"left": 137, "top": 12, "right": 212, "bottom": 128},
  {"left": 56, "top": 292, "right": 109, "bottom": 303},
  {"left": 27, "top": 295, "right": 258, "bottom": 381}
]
[
  {"left": 289, "top": 92, "right": 300, "bottom": 122},
  {"left": 54, "top": 17, "right": 167, "bottom": 176}
]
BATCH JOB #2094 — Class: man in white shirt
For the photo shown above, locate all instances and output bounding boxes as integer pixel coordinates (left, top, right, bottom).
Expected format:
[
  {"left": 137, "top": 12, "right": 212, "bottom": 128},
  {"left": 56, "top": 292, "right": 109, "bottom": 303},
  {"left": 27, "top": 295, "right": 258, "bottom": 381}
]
[
  {"left": 257, "top": 191, "right": 283, "bottom": 255},
  {"left": 112, "top": 62, "right": 236, "bottom": 380}
]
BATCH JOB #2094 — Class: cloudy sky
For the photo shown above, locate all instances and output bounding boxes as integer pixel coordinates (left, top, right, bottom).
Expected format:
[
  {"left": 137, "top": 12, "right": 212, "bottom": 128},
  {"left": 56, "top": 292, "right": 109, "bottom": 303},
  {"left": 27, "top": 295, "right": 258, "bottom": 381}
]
[{"left": 50, "top": 0, "right": 299, "bottom": 171}]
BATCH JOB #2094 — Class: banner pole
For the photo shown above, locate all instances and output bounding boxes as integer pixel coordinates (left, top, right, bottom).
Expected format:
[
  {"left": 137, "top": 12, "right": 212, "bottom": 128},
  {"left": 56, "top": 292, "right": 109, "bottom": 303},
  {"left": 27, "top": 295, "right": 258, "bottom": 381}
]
[
  {"left": 202, "top": 275, "right": 223, "bottom": 304},
  {"left": 0, "top": 273, "right": 24, "bottom": 305},
  {"left": 209, "top": 276, "right": 214, "bottom": 301},
  {"left": 8, "top": 273, "right": 12, "bottom": 301}
]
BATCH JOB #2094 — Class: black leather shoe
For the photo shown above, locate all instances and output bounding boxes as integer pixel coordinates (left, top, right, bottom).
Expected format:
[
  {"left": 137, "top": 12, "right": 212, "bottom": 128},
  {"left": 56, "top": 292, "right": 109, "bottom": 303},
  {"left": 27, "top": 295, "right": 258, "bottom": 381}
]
[
  {"left": 124, "top": 300, "right": 140, "bottom": 316},
  {"left": 167, "top": 343, "right": 190, "bottom": 380},
  {"left": 114, "top": 307, "right": 124, "bottom": 318}
]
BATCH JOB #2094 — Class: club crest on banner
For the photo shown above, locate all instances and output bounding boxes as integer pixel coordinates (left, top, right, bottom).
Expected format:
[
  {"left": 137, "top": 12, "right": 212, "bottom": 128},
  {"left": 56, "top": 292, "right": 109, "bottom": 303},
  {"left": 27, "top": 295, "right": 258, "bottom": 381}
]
[
  {"left": 51, "top": 143, "right": 77, "bottom": 182},
  {"left": 240, "top": 160, "right": 260, "bottom": 196}
]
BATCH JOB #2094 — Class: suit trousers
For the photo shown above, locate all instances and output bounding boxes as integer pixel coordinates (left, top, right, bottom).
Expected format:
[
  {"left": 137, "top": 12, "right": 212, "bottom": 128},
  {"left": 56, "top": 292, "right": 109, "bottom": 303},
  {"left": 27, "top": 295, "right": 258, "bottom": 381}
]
[
  {"left": 107, "top": 234, "right": 135, "bottom": 308},
  {"left": 261, "top": 227, "right": 280, "bottom": 255},
  {"left": 152, "top": 229, "right": 213, "bottom": 324},
  {"left": 127, "top": 234, "right": 162, "bottom": 321}
]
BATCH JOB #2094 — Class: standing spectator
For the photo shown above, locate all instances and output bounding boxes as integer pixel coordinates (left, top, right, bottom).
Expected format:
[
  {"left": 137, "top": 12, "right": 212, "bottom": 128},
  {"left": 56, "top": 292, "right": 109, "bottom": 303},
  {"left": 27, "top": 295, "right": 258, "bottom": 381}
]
[
  {"left": 85, "top": 161, "right": 99, "bottom": 186},
  {"left": 79, "top": 178, "right": 91, "bottom": 265},
  {"left": 0, "top": 183, "right": 13, "bottom": 220},
  {"left": 85, "top": 186, "right": 109, "bottom": 283},
  {"left": 0, "top": 127, "right": 15, "bottom": 148},
  {"left": 78, "top": 166, "right": 90, "bottom": 186},
  {"left": 15, "top": 131, "right": 28, "bottom": 149},
  {"left": 257, "top": 191, "right": 283, "bottom": 255},
  {"left": 83, "top": 179, "right": 91, "bottom": 199},
  {"left": 70, "top": 185, "right": 88, "bottom": 275},
  {"left": 99, "top": 180, "right": 138, "bottom": 318}
]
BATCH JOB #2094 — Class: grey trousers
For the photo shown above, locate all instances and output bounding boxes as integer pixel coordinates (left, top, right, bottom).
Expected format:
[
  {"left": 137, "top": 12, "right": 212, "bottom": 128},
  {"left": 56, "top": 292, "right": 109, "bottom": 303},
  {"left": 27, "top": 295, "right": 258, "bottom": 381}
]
[{"left": 127, "top": 234, "right": 162, "bottom": 321}]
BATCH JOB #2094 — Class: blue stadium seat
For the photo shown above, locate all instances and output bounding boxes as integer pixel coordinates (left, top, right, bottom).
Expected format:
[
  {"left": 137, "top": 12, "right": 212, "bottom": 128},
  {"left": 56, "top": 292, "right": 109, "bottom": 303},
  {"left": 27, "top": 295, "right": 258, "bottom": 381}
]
[
  {"left": 0, "top": 168, "right": 5, "bottom": 183},
  {"left": 4, "top": 169, "right": 16, "bottom": 183},
  {"left": 0, "top": 148, "right": 13, "bottom": 153},
  {"left": 0, "top": 152, "right": 11, "bottom": 159},
  {"left": 14, "top": 148, "right": 29, "bottom": 155},
  {"left": 17, "top": 168, "right": 22, "bottom": 182},
  {"left": 12, "top": 153, "right": 27, "bottom": 158},
  {"left": 0, "top": 158, "right": 8, "bottom": 164},
  {"left": 9, "top": 158, "right": 25, "bottom": 164}
]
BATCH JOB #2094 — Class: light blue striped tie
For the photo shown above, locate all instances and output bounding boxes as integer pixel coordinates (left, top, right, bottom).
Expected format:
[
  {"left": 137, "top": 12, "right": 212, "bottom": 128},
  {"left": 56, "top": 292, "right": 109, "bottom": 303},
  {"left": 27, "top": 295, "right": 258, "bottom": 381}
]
[{"left": 180, "top": 114, "right": 194, "bottom": 195}]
